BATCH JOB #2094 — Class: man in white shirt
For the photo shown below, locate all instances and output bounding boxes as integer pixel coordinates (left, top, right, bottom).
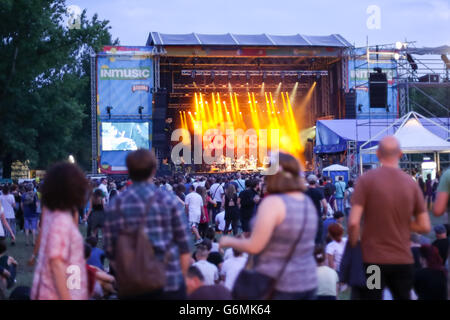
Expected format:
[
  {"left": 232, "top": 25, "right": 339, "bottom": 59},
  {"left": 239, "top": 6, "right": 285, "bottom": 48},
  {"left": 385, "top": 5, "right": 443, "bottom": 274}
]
[
  {"left": 209, "top": 178, "right": 224, "bottom": 221},
  {"left": 185, "top": 185, "right": 204, "bottom": 244},
  {"left": 98, "top": 178, "right": 109, "bottom": 203},
  {"left": 0, "top": 186, "right": 16, "bottom": 245},
  {"left": 215, "top": 209, "right": 231, "bottom": 233},
  {"left": 193, "top": 245, "right": 219, "bottom": 285},
  {"left": 220, "top": 248, "right": 247, "bottom": 290}
]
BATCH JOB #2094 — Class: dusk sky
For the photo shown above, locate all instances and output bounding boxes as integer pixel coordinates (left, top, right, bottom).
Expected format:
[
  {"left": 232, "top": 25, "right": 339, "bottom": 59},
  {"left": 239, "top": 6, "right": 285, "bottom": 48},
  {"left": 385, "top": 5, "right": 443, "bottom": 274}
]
[{"left": 67, "top": 0, "right": 449, "bottom": 48}]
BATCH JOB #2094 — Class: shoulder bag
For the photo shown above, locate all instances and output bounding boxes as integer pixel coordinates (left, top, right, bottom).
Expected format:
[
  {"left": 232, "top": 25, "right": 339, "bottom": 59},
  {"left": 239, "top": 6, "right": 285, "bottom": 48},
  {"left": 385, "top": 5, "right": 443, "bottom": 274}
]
[{"left": 232, "top": 197, "right": 309, "bottom": 300}]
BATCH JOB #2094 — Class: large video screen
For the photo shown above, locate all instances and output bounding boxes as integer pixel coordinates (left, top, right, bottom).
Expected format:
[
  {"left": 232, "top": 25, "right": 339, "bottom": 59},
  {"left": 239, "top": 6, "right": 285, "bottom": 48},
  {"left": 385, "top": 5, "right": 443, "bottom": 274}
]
[{"left": 102, "top": 122, "right": 149, "bottom": 151}]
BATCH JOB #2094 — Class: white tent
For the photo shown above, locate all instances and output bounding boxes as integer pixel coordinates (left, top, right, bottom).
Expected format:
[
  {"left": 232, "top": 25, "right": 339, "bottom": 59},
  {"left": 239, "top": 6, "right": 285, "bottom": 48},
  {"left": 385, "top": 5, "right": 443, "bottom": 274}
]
[
  {"left": 323, "top": 164, "right": 350, "bottom": 171},
  {"left": 359, "top": 112, "right": 450, "bottom": 173}
]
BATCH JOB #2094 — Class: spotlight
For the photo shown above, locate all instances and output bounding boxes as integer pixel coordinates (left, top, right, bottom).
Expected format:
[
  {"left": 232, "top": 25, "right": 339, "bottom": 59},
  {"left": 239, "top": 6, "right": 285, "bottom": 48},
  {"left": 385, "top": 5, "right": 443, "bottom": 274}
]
[
  {"left": 138, "top": 106, "right": 144, "bottom": 119},
  {"left": 106, "top": 106, "right": 113, "bottom": 119},
  {"left": 393, "top": 53, "right": 400, "bottom": 60},
  {"left": 395, "top": 41, "right": 403, "bottom": 50}
]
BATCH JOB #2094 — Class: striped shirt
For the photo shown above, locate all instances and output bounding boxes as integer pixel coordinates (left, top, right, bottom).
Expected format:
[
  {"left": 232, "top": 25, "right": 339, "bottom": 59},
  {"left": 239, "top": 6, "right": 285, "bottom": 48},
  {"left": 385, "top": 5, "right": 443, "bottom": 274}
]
[
  {"left": 254, "top": 194, "right": 318, "bottom": 293},
  {"left": 103, "top": 182, "right": 192, "bottom": 292}
]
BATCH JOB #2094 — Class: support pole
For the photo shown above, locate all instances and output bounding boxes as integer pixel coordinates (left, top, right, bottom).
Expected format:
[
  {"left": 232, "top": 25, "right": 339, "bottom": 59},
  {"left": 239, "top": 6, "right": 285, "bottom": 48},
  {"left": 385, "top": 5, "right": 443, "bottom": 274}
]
[
  {"left": 437, "top": 153, "right": 441, "bottom": 174},
  {"left": 90, "top": 49, "right": 98, "bottom": 174},
  {"left": 359, "top": 152, "right": 363, "bottom": 175}
]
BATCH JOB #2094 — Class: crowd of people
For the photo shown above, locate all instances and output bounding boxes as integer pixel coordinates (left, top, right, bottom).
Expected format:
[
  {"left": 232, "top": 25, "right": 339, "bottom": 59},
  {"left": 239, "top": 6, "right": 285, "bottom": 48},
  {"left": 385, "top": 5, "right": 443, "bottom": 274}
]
[{"left": 0, "top": 135, "right": 449, "bottom": 300}]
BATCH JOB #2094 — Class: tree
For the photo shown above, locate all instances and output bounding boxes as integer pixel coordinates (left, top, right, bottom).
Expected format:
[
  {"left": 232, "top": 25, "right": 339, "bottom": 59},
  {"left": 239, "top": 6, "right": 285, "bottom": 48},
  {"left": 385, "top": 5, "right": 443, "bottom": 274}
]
[
  {"left": 0, "top": 0, "right": 118, "bottom": 177},
  {"left": 410, "top": 86, "right": 450, "bottom": 118}
]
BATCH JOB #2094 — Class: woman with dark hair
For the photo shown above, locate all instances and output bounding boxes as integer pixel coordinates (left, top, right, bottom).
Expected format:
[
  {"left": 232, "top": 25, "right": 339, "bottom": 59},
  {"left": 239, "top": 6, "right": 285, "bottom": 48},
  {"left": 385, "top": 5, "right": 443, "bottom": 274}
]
[
  {"left": 197, "top": 186, "right": 209, "bottom": 238},
  {"left": 31, "top": 162, "right": 89, "bottom": 300},
  {"left": 84, "top": 189, "right": 106, "bottom": 239},
  {"left": 11, "top": 185, "right": 23, "bottom": 232},
  {"left": 174, "top": 183, "right": 186, "bottom": 205},
  {"left": 323, "top": 185, "right": 337, "bottom": 218},
  {"left": 220, "top": 152, "right": 318, "bottom": 300},
  {"left": 418, "top": 176, "right": 426, "bottom": 197},
  {"left": 223, "top": 184, "right": 239, "bottom": 236},
  {"left": 413, "top": 245, "right": 447, "bottom": 300},
  {"left": 424, "top": 174, "right": 433, "bottom": 210}
]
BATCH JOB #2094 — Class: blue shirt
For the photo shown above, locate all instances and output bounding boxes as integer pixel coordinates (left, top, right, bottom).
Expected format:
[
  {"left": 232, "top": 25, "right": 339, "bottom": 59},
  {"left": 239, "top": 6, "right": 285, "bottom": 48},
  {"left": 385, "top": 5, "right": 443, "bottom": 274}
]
[
  {"left": 87, "top": 247, "right": 105, "bottom": 270},
  {"left": 334, "top": 181, "right": 346, "bottom": 199},
  {"left": 323, "top": 218, "right": 337, "bottom": 242},
  {"left": 234, "top": 179, "right": 246, "bottom": 194}
]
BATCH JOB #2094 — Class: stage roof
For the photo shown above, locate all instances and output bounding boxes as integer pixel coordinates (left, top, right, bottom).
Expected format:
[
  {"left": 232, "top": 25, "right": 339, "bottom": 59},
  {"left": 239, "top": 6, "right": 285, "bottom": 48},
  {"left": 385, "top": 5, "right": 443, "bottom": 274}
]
[{"left": 146, "top": 32, "right": 352, "bottom": 47}]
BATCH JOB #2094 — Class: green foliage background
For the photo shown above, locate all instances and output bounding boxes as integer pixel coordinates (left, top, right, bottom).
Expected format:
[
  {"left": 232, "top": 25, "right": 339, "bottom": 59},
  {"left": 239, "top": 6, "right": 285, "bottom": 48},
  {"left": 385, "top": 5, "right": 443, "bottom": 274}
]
[{"left": 0, "top": 0, "right": 118, "bottom": 177}]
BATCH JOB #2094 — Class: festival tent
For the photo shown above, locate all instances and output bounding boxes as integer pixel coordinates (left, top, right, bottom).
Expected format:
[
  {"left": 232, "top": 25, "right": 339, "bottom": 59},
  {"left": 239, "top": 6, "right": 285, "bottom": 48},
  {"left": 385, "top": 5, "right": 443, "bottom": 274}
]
[
  {"left": 359, "top": 112, "right": 450, "bottom": 173},
  {"left": 314, "top": 117, "right": 450, "bottom": 154}
]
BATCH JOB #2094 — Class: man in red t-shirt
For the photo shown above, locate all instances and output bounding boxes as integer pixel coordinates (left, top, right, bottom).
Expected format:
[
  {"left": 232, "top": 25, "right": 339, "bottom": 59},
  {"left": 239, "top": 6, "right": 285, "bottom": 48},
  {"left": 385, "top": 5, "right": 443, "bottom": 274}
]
[{"left": 348, "top": 136, "right": 431, "bottom": 300}]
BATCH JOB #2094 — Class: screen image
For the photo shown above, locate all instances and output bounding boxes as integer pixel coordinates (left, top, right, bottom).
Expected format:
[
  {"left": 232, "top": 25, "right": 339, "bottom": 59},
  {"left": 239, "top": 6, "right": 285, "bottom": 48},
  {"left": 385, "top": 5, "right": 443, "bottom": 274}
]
[{"left": 102, "top": 122, "right": 149, "bottom": 151}]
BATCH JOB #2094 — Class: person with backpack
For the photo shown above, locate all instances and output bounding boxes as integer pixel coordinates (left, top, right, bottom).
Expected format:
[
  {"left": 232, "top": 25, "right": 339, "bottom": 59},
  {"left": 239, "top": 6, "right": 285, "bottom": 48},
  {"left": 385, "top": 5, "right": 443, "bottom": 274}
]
[
  {"left": 343, "top": 180, "right": 354, "bottom": 218},
  {"left": 21, "top": 184, "right": 39, "bottom": 246},
  {"left": 324, "top": 184, "right": 337, "bottom": 220},
  {"left": 209, "top": 178, "right": 225, "bottom": 222},
  {"left": 103, "top": 150, "right": 192, "bottom": 300}
]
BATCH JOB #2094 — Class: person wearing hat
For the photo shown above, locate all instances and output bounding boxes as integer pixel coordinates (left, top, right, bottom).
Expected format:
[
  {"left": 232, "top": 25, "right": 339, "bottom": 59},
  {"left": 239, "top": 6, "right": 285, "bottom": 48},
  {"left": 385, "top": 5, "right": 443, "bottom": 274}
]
[
  {"left": 432, "top": 225, "right": 448, "bottom": 265},
  {"left": 305, "top": 174, "right": 328, "bottom": 245}
]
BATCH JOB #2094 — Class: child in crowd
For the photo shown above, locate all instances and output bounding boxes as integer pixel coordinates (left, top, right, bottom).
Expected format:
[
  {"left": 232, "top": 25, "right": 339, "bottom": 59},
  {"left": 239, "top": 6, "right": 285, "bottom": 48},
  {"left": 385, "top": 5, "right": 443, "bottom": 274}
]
[
  {"left": 314, "top": 245, "right": 339, "bottom": 300},
  {"left": 326, "top": 223, "right": 347, "bottom": 273},
  {"left": 86, "top": 236, "right": 106, "bottom": 271},
  {"left": 84, "top": 243, "right": 116, "bottom": 299}
]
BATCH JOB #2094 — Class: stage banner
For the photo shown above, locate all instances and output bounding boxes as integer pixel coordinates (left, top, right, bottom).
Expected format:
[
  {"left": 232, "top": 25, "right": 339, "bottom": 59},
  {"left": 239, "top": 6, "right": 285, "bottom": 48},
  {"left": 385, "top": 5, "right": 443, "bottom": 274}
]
[
  {"left": 97, "top": 46, "right": 154, "bottom": 173},
  {"left": 97, "top": 46, "right": 153, "bottom": 117}
]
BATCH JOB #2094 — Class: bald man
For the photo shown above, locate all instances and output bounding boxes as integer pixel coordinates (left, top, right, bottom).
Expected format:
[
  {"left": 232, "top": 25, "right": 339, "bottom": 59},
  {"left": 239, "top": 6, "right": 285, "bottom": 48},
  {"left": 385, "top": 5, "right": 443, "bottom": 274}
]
[{"left": 348, "top": 136, "right": 431, "bottom": 300}]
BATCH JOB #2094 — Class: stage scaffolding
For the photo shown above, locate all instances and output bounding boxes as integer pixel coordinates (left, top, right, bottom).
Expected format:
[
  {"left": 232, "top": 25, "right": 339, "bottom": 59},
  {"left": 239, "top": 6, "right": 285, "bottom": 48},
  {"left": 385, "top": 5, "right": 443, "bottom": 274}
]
[
  {"left": 90, "top": 48, "right": 97, "bottom": 174},
  {"left": 347, "top": 41, "right": 450, "bottom": 176}
]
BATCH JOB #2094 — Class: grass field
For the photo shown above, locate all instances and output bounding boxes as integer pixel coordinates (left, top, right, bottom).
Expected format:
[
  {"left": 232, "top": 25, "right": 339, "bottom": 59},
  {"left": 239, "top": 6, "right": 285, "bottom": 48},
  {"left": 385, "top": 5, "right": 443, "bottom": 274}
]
[{"left": 2, "top": 211, "right": 448, "bottom": 299}]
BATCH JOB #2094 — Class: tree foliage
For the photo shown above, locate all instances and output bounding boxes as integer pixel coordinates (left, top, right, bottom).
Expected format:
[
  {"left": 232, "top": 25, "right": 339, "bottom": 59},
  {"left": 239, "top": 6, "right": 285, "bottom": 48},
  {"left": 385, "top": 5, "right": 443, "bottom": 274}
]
[
  {"left": 0, "top": 0, "right": 118, "bottom": 177},
  {"left": 410, "top": 86, "right": 450, "bottom": 118}
]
